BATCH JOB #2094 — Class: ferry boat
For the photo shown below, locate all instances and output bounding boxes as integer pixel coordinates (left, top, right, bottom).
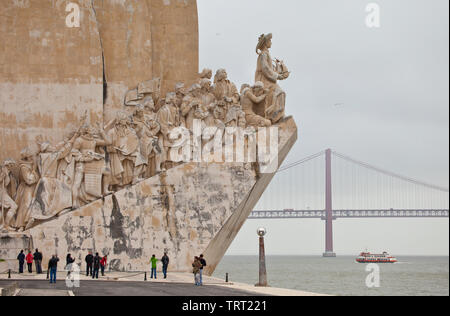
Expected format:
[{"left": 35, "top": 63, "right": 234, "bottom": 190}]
[{"left": 356, "top": 251, "right": 398, "bottom": 263}]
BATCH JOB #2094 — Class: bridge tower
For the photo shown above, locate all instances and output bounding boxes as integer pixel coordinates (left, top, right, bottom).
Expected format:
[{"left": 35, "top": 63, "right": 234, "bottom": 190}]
[{"left": 323, "top": 149, "right": 337, "bottom": 257}]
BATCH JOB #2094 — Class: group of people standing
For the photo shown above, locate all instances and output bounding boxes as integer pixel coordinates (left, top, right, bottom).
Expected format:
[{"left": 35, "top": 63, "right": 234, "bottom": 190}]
[
  {"left": 16, "top": 249, "right": 108, "bottom": 283},
  {"left": 85, "top": 252, "right": 108, "bottom": 279},
  {"left": 192, "top": 254, "right": 207, "bottom": 286},
  {"left": 17, "top": 249, "right": 59, "bottom": 283},
  {"left": 148, "top": 253, "right": 207, "bottom": 286},
  {"left": 17, "top": 249, "right": 43, "bottom": 274},
  {"left": 149, "top": 252, "right": 170, "bottom": 279},
  {"left": 16, "top": 249, "right": 209, "bottom": 287}
]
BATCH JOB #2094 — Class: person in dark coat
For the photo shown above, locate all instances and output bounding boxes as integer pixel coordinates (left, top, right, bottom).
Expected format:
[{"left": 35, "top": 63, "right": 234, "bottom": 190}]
[
  {"left": 85, "top": 251, "right": 94, "bottom": 276},
  {"left": 17, "top": 250, "right": 25, "bottom": 274},
  {"left": 33, "top": 249, "right": 43, "bottom": 274},
  {"left": 161, "top": 252, "right": 170, "bottom": 279},
  {"left": 92, "top": 253, "right": 101, "bottom": 279},
  {"left": 199, "top": 254, "right": 207, "bottom": 286},
  {"left": 48, "top": 255, "right": 59, "bottom": 284},
  {"left": 66, "top": 254, "right": 75, "bottom": 276}
]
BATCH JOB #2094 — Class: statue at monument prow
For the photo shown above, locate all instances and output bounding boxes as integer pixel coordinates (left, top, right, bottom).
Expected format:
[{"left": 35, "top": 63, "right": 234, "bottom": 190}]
[{"left": 255, "top": 33, "right": 290, "bottom": 124}]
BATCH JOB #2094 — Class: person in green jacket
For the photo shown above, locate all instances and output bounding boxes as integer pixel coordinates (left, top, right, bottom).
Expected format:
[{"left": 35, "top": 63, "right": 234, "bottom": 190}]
[{"left": 150, "top": 254, "right": 158, "bottom": 279}]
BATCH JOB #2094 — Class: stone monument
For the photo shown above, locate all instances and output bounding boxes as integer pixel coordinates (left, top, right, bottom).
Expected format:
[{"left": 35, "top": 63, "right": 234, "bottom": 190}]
[{"left": 0, "top": 1, "right": 297, "bottom": 275}]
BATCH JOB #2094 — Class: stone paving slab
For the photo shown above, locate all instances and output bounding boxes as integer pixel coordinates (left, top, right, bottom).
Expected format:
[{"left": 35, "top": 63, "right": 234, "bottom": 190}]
[{"left": 17, "top": 289, "right": 70, "bottom": 296}]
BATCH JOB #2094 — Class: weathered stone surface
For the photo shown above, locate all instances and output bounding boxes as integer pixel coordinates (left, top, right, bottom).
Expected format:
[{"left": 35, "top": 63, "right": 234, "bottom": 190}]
[
  {"left": 0, "top": 233, "right": 32, "bottom": 270},
  {"left": 0, "top": 0, "right": 103, "bottom": 163},
  {"left": 0, "top": 0, "right": 199, "bottom": 162},
  {"left": 28, "top": 117, "right": 297, "bottom": 273}
]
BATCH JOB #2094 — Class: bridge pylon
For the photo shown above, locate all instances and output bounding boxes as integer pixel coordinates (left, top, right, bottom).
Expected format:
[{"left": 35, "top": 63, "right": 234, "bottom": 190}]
[{"left": 323, "top": 149, "right": 336, "bottom": 257}]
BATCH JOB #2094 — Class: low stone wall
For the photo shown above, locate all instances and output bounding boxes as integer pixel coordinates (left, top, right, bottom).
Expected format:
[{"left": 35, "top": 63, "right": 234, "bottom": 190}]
[{"left": 0, "top": 234, "right": 33, "bottom": 273}]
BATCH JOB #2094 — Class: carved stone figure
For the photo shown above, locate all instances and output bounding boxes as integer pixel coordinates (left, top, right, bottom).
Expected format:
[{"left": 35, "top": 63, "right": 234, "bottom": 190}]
[
  {"left": 213, "top": 69, "right": 240, "bottom": 105},
  {"left": 157, "top": 93, "right": 182, "bottom": 168},
  {"left": 107, "top": 113, "right": 145, "bottom": 188},
  {"left": 14, "top": 148, "right": 40, "bottom": 231},
  {"left": 175, "top": 83, "right": 187, "bottom": 108},
  {"left": 72, "top": 123, "right": 111, "bottom": 208},
  {"left": 0, "top": 160, "right": 18, "bottom": 231},
  {"left": 181, "top": 84, "right": 203, "bottom": 131},
  {"left": 133, "top": 106, "right": 163, "bottom": 177},
  {"left": 56, "top": 131, "right": 79, "bottom": 187},
  {"left": 255, "top": 33, "right": 289, "bottom": 124},
  {"left": 241, "top": 81, "right": 272, "bottom": 127},
  {"left": 142, "top": 96, "right": 158, "bottom": 121},
  {"left": 199, "top": 79, "right": 217, "bottom": 127},
  {"left": 199, "top": 68, "right": 213, "bottom": 80},
  {"left": 212, "top": 102, "right": 227, "bottom": 128}
]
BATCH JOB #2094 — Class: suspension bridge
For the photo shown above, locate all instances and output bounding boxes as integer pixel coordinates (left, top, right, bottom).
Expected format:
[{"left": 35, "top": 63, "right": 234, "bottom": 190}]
[{"left": 249, "top": 149, "right": 449, "bottom": 257}]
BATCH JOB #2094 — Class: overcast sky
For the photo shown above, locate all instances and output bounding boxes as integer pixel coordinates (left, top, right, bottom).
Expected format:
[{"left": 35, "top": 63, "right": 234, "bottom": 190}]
[{"left": 198, "top": 0, "right": 449, "bottom": 256}]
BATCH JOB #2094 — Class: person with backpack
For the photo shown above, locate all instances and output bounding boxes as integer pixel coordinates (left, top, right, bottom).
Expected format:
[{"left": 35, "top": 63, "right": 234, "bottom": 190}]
[{"left": 92, "top": 253, "right": 101, "bottom": 279}]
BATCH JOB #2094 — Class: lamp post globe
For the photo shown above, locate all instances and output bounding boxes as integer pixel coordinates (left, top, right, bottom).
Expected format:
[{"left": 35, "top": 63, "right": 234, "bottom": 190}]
[{"left": 257, "top": 227, "right": 266, "bottom": 237}]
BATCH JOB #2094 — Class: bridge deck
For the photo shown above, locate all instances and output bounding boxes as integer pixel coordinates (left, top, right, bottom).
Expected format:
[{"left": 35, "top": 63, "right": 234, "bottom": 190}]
[{"left": 249, "top": 210, "right": 449, "bottom": 219}]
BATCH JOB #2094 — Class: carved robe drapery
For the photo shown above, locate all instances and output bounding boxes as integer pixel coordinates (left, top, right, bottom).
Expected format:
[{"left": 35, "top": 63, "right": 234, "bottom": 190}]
[
  {"left": 28, "top": 147, "right": 75, "bottom": 223},
  {"left": 213, "top": 80, "right": 239, "bottom": 104},
  {"left": 157, "top": 103, "right": 183, "bottom": 164},
  {"left": 134, "top": 117, "right": 163, "bottom": 177},
  {"left": 1, "top": 168, "right": 18, "bottom": 228},
  {"left": 181, "top": 95, "right": 201, "bottom": 131},
  {"left": 72, "top": 136, "right": 107, "bottom": 207},
  {"left": 107, "top": 126, "right": 143, "bottom": 186},
  {"left": 255, "top": 49, "right": 286, "bottom": 124},
  {"left": 14, "top": 161, "right": 39, "bottom": 229},
  {"left": 157, "top": 103, "right": 181, "bottom": 144}
]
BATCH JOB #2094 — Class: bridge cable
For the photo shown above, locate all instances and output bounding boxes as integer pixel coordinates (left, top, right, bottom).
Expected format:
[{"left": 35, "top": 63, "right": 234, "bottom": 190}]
[
  {"left": 277, "top": 150, "right": 326, "bottom": 173},
  {"left": 332, "top": 151, "right": 449, "bottom": 193}
]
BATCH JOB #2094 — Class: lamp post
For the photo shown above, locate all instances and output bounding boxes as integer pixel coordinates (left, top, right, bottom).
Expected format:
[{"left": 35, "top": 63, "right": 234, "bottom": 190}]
[{"left": 255, "top": 227, "right": 268, "bottom": 287}]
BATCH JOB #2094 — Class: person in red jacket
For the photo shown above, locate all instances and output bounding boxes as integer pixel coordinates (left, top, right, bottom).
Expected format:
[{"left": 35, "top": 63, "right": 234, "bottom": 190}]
[
  {"left": 26, "top": 251, "right": 34, "bottom": 273},
  {"left": 100, "top": 255, "right": 107, "bottom": 276}
]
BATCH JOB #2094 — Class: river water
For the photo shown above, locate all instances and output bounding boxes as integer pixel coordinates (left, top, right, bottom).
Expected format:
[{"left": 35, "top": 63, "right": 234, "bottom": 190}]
[{"left": 213, "top": 255, "right": 449, "bottom": 296}]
